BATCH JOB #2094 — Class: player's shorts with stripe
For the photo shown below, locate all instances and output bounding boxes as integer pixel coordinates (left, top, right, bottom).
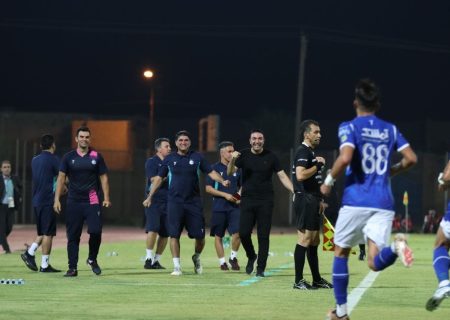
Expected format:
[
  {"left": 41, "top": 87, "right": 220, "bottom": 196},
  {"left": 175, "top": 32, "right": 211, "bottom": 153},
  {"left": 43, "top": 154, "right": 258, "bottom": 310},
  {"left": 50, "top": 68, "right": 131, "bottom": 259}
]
[
  {"left": 145, "top": 202, "right": 168, "bottom": 237},
  {"left": 210, "top": 208, "right": 240, "bottom": 238},
  {"left": 334, "top": 205, "right": 394, "bottom": 249},
  {"left": 34, "top": 205, "right": 57, "bottom": 236}
]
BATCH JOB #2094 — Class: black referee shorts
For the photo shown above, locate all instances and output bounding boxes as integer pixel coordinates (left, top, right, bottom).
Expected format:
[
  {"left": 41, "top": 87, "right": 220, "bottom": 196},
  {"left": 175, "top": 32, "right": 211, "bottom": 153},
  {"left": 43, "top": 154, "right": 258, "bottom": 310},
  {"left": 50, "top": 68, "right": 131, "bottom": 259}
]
[{"left": 294, "top": 192, "right": 321, "bottom": 231}]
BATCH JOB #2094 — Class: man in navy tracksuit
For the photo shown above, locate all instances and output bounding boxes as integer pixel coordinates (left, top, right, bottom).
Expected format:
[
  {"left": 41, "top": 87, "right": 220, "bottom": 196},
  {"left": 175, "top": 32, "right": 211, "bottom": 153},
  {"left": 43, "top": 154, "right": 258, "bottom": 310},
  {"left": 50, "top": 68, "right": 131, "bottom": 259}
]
[
  {"left": 144, "top": 130, "right": 230, "bottom": 276},
  {"left": 21, "top": 134, "right": 61, "bottom": 272},
  {"left": 54, "top": 126, "right": 111, "bottom": 277}
]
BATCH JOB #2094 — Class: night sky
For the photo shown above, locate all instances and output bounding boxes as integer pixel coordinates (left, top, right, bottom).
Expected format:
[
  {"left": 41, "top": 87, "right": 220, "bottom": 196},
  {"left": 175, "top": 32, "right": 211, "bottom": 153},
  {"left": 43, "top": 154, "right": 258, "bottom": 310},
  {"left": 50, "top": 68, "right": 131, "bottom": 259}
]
[{"left": 2, "top": 2, "right": 450, "bottom": 123}]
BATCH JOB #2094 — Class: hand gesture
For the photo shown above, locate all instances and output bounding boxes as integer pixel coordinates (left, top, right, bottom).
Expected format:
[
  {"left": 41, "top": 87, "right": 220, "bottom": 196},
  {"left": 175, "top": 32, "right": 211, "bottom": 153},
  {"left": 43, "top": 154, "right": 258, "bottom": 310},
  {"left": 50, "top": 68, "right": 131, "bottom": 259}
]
[{"left": 231, "top": 151, "right": 241, "bottom": 159}]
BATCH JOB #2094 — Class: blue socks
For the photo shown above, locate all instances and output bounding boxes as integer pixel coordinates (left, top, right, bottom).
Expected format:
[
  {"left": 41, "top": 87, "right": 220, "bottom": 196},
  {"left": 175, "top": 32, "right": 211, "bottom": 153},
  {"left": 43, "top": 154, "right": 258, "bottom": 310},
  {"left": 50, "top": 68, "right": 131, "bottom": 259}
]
[
  {"left": 433, "top": 246, "right": 450, "bottom": 283},
  {"left": 333, "top": 256, "right": 349, "bottom": 305},
  {"left": 373, "top": 246, "right": 397, "bottom": 271}
]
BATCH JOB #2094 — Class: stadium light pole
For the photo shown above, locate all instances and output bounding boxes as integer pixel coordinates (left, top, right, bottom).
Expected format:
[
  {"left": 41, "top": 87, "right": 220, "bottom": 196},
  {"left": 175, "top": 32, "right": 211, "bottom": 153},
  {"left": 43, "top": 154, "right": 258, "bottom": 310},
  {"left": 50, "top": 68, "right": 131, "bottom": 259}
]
[{"left": 143, "top": 69, "right": 155, "bottom": 145}]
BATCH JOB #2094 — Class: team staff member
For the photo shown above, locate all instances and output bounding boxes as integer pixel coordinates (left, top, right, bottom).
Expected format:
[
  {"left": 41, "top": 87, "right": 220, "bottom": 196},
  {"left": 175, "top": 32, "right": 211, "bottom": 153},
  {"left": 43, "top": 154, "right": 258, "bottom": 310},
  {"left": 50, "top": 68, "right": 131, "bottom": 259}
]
[
  {"left": 54, "top": 126, "right": 111, "bottom": 277},
  {"left": 0, "top": 160, "right": 22, "bottom": 254},
  {"left": 228, "top": 129, "right": 294, "bottom": 277},
  {"left": 206, "top": 141, "right": 241, "bottom": 271},
  {"left": 21, "top": 134, "right": 61, "bottom": 272},
  {"left": 143, "top": 130, "right": 230, "bottom": 276},
  {"left": 321, "top": 79, "right": 417, "bottom": 320},
  {"left": 143, "top": 138, "right": 171, "bottom": 269},
  {"left": 292, "top": 120, "right": 332, "bottom": 290}
]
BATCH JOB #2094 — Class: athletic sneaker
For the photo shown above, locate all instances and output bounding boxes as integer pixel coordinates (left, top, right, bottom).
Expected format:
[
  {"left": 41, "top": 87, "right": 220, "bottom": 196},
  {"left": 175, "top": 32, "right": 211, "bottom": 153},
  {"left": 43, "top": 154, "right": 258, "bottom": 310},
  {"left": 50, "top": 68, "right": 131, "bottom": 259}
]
[
  {"left": 255, "top": 270, "right": 265, "bottom": 277},
  {"left": 245, "top": 255, "right": 257, "bottom": 275},
  {"left": 426, "top": 284, "right": 450, "bottom": 311},
  {"left": 144, "top": 258, "right": 153, "bottom": 269},
  {"left": 192, "top": 254, "right": 203, "bottom": 274},
  {"left": 393, "top": 233, "right": 414, "bottom": 267},
  {"left": 293, "top": 279, "right": 317, "bottom": 290},
  {"left": 64, "top": 269, "right": 78, "bottom": 277},
  {"left": 170, "top": 267, "right": 182, "bottom": 276},
  {"left": 151, "top": 261, "right": 165, "bottom": 269},
  {"left": 40, "top": 265, "right": 61, "bottom": 273},
  {"left": 21, "top": 251, "right": 38, "bottom": 271},
  {"left": 220, "top": 263, "right": 230, "bottom": 271},
  {"left": 229, "top": 257, "right": 240, "bottom": 271},
  {"left": 86, "top": 259, "right": 102, "bottom": 275},
  {"left": 312, "top": 278, "right": 333, "bottom": 289},
  {"left": 326, "top": 309, "right": 350, "bottom": 320}
]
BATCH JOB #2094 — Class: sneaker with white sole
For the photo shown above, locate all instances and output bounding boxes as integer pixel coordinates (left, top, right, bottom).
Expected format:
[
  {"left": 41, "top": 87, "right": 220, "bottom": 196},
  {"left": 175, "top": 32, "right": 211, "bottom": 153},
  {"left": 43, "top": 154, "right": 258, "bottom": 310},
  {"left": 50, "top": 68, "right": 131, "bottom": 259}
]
[
  {"left": 170, "top": 267, "right": 182, "bottom": 276},
  {"left": 426, "top": 284, "right": 450, "bottom": 311},
  {"left": 192, "top": 254, "right": 203, "bottom": 274},
  {"left": 394, "top": 233, "right": 413, "bottom": 267},
  {"left": 326, "top": 309, "right": 350, "bottom": 320}
]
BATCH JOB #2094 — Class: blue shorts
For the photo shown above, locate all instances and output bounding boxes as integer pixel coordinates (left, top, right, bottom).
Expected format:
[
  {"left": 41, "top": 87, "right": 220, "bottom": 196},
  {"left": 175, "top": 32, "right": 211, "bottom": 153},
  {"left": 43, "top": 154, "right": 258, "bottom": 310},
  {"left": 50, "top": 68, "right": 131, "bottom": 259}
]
[
  {"left": 145, "top": 202, "right": 168, "bottom": 237},
  {"left": 66, "top": 202, "right": 102, "bottom": 241},
  {"left": 34, "top": 205, "right": 57, "bottom": 236},
  {"left": 167, "top": 200, "right": 205, "bottom": 239},
  {"left": 210, "top": 208, "right": 240, "bottom": 238}
]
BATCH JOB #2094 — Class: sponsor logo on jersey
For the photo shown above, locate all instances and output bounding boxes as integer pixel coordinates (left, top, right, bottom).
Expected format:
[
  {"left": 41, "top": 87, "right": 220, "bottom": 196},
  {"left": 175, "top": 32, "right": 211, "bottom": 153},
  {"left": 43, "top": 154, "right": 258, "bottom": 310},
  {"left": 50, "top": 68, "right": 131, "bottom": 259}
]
[{"left": 361, "top": 128, "right": 389, "bottom": 141}]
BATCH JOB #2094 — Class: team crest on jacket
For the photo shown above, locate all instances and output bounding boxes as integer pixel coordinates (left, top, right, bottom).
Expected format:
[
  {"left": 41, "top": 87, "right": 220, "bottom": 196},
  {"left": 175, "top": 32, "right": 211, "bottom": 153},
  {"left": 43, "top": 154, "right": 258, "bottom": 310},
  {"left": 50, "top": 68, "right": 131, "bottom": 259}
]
[
  {"left": 91, "top": 159, "right": 96, "bottom": 165},
  {"left": 189, "top": 160, "right": 194, "bottom": 165}
]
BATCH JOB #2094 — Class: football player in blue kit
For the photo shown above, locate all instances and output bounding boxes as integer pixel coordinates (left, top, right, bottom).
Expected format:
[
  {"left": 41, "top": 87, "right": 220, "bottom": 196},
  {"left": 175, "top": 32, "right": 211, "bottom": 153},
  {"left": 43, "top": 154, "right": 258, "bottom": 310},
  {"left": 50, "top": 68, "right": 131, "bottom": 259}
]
[{"left": 321, "top": 79, "right": 417, "bottom": 320}]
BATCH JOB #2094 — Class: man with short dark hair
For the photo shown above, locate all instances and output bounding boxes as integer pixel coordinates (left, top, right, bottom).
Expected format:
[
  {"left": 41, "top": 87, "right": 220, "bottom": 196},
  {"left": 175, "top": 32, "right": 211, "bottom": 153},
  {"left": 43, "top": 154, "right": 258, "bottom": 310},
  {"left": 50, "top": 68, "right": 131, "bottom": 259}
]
[
  {"left": 0, "top": 160, "right": 22, "bottom": 254},
  {"left": 292, "top": 120, "right": 332, "bottom": 290},
  {"left": 206, "top": 141, "right": 241, "bottom": 271},
  {"left": 54, "top": 126, "right": 111, "bottom": 277},
  {"left": 144, "top": 130, "right": 230, "bottom": 276},
  {"left": 321, "top": 79, "right": 417, "bottom": 320},
  {"left": 143, "top": 137, "right": 171, "bottom": 269},
  {"left": 228, "top": 130, "right": 294, "bottom": 277},
  {"left": 21, "top": 134, "right": 61, "bottom": 272}
]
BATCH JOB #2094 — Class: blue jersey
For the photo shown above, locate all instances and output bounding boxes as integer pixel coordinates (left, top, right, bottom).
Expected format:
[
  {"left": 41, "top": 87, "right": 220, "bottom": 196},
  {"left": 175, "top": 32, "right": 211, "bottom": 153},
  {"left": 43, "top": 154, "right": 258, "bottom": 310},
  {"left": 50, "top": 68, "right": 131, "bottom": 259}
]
[
  {"left": 338, "top": 115, "right": 409, "bottom": 210},
  {"left": 31, "top": 151, "right": 59, "bottom": 207},
  {"left": 145, "top": 155, "right": 168, "bottom": 203},
  {"left": 60, "top": 149, "right": 108, "bottom": 203},
  {"left": 206, "top": 162, "right": 241, "bottom": 212},
  {"left": 158, "top": 150, "right": 212, "bottom": 203}
]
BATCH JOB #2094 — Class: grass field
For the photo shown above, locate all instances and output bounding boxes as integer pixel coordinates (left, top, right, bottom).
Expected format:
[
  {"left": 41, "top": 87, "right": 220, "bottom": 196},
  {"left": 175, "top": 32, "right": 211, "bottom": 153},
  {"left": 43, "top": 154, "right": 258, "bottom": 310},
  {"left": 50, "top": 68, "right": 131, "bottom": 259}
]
[{"left": 0, "top": 233, "right": 447, "bottom": 320}]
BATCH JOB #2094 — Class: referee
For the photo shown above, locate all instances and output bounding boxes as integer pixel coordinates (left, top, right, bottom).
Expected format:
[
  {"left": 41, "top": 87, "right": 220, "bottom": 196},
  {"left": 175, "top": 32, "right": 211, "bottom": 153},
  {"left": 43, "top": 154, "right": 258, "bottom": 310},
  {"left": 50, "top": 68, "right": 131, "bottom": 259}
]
[{"left": 292, "top": 120, "right": 332, "bottom": 290}]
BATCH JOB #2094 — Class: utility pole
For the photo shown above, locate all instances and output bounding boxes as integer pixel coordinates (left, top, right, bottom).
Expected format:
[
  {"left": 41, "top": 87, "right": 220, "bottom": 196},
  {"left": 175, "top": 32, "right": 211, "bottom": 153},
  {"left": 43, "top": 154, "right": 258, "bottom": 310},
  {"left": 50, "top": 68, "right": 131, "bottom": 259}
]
[{"left": 293, "top": 33, "right": 308, "bottom": 150}]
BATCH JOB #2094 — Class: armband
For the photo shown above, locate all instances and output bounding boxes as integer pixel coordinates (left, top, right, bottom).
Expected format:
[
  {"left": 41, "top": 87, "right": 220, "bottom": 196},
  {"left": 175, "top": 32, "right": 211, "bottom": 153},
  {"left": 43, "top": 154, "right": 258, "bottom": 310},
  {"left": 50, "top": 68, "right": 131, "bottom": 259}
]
[{"left": 324, "top": 173, "right": 335, "bottom": 187}]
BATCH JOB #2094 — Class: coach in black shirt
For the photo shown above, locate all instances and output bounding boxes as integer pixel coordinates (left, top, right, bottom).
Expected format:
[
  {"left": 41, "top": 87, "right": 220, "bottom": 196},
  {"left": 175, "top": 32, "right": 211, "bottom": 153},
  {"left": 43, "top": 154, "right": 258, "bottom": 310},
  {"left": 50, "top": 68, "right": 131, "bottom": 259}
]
[
  {"left": 292, "top": 120, "right": 332, "bottom": 290},
  {"left": 228, "top": 130, "right": 293, "bottom": 277}
]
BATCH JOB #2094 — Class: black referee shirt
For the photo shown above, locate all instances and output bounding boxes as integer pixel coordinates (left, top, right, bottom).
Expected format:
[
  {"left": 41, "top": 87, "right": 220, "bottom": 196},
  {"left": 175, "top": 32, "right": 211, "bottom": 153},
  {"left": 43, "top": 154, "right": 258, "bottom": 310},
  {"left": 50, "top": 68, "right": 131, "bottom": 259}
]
[{"left": 292, "top": 143, "right": 322, "bottom": 195}]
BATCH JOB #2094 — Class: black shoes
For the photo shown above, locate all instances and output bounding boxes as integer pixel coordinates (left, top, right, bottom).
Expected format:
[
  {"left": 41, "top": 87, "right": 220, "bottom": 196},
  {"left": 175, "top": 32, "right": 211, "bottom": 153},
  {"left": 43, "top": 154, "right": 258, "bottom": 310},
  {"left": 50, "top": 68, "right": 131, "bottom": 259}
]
[
  {"left": 358, "top": 251, "right": 366, "bottom": 261},
  {"left": 256, "top": 270, "right": 265, "bottom": 277},
  {"left": 245, "top": 255, "right": 257, "bottom": 275},
  {"left": 64, "top": 269, "right": 78, "bottom": 277},
  {"left": 86, "top": 259, "right": 102, "bottom": 275},
  {"left": 21, "top": 251, "right": 38, "bottom": 271},
  {"left": 228, "top": 258, "right": 240, "bottom": 271},
  {"left": 293, "top": 279, "right": 317, "bottom": 290},
  {"left": 144, "top": 259, "right": 153, "bottom": 269},
  {"left": 151, "top": 261, "right": 165, "bottom": 269},
  {"left": 40, "top": 265, "right": 61, "bottom": 273},
  {"left": 312, "top": 278, "right": 333, "bottom": 289}
]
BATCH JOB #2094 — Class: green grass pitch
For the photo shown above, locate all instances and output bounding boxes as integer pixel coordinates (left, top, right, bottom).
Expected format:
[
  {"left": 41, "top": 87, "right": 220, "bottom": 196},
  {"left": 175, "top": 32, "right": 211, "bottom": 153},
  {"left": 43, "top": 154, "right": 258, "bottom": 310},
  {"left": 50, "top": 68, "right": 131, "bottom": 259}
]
[{"left": 0, "top": 233, "right": 447, "bottom": 319}]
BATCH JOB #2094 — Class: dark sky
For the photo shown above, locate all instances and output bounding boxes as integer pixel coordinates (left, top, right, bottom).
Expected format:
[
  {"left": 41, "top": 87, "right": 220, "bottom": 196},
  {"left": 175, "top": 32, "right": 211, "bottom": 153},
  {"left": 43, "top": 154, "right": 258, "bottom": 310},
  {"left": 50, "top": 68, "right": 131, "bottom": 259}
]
[{"left": 2, "top": 1, "right": 450, "bottom": 123}]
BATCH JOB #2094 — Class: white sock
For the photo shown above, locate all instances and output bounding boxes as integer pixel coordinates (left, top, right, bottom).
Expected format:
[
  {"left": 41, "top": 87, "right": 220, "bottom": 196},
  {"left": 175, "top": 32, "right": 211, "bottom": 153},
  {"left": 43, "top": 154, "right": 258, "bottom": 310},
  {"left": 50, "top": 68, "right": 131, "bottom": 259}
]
[
  {"left": 230, "top": 250, "right": 238, "bottom": 259},
  {"left": 173, "top": 258, "right": 181, "bottom": 269},
  {"left": 154, "top": 254, "right": 161, "bottom": 262},
  {"left": 219, "top": 257, "right": 226, "bottom": 265},
  {"left": 28, "top": 242, "right": 39, "bottom": 256},
  {"left": 439, "top": 280, "right": 450, "bottom": 287},
  {"left": 41, "top": 255, "right": 49, "bottom": 268},
  {"left": 336, "top": 304, "right": 348, "bottom": 317},
  {"left": 146, "top": 249, "right": 154, "bottom": 260}
]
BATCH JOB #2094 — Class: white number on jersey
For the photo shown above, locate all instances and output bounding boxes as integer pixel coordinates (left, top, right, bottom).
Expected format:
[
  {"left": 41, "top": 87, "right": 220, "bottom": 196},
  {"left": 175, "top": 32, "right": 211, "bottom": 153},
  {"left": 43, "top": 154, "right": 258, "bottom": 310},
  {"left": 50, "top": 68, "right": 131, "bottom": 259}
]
[{"left": 361, "top": 143, "right": 388, "bottom": 175}]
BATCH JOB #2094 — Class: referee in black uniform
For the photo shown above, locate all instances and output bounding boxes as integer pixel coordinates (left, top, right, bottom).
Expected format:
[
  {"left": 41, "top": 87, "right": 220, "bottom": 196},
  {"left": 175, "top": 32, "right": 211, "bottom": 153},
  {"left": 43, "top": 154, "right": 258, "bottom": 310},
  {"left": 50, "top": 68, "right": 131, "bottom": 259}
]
[{"left": 292, "top": 120, "right": 332, "bottom": 290}]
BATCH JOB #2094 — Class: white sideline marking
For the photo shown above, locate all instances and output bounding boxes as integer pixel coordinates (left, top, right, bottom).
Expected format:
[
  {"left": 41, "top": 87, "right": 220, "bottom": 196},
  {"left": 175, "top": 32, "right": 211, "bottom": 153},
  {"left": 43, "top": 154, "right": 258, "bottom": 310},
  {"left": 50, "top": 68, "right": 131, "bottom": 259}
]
[{"left": 347, "top": 270, "right": 379, "bottom": 315}]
